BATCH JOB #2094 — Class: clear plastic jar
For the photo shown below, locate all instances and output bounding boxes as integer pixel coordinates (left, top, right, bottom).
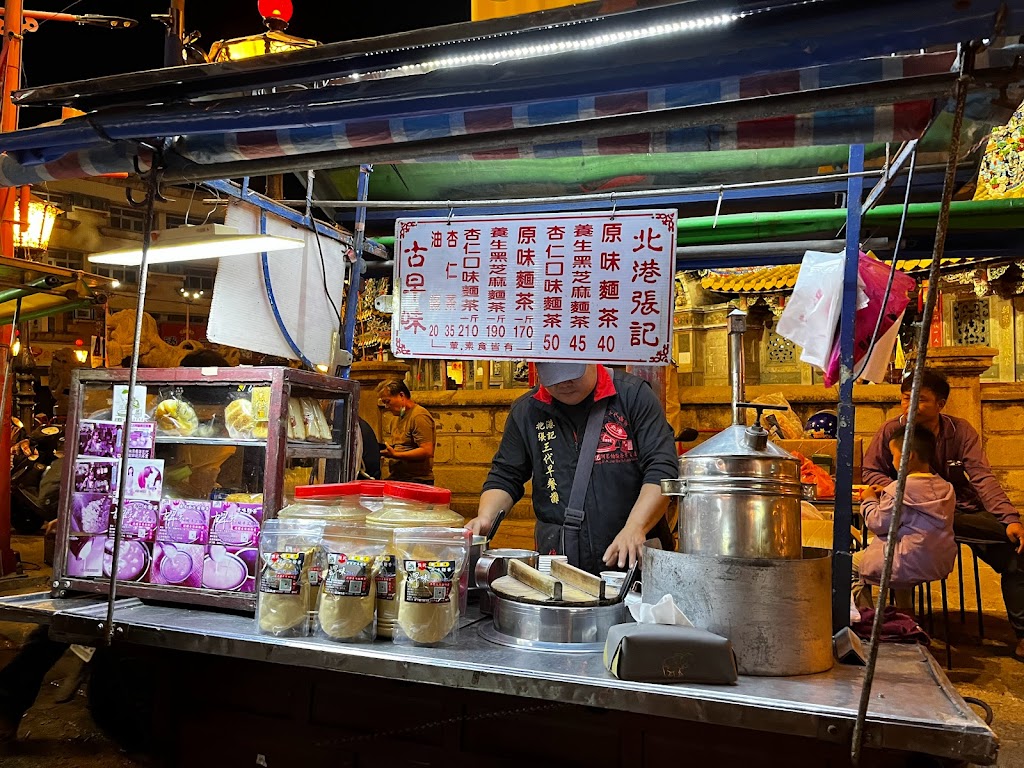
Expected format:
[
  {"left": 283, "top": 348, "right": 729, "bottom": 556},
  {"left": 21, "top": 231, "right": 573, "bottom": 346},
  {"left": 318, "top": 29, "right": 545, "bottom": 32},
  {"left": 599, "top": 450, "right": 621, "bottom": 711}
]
[
  {"left": 365, "top": 482, "right": 464, "bottom": 637},
  {"left": 358, "top": 479, "right": 386, "bottom": 515},
  {"left": 279, "top": 481, "right": 368, "bottom": 524}
]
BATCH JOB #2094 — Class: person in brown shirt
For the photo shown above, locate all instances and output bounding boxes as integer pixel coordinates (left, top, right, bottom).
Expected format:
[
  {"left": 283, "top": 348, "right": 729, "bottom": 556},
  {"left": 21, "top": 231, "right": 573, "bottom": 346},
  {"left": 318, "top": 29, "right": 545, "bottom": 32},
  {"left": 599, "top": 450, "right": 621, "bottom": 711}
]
[{"left": 377, "top": 379, "right": 435, "bottom": 484}]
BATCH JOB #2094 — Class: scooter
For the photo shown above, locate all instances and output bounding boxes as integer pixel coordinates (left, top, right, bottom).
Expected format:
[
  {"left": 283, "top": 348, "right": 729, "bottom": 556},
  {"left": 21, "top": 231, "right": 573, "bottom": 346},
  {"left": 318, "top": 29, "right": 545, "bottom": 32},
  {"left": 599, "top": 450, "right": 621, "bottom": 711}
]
[{"left": 10, "top": 419, "right": 65, "bottom": 534}]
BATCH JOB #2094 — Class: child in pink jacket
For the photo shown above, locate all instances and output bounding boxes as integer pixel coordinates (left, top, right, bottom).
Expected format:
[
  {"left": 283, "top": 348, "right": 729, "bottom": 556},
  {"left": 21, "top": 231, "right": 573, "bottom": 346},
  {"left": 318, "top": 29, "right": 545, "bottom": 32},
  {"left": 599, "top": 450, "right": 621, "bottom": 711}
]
[{"left": 853, "top": 424, "right": 956, "bottom": 609}]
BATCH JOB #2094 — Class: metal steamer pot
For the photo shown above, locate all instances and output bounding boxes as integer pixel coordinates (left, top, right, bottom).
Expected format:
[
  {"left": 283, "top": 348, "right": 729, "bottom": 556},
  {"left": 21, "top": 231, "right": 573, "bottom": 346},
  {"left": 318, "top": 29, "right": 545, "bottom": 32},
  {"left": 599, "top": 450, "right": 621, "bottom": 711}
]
[
  {"left": 662, "top": 416, "right": 803, "bottom": 559},
  {"left": 662, "top": 310, "right": 803, "bottom": 560}
]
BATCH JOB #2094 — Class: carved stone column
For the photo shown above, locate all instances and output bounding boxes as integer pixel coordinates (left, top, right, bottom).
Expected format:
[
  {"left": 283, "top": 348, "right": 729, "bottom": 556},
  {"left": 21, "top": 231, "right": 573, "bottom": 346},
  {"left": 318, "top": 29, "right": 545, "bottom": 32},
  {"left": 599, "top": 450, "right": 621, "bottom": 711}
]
[
  {"left": 349, "top": 360, "right": 410, "bottom": 438},
  {"left": 925, "top": 346, "right": 996, "bottom": 433}
]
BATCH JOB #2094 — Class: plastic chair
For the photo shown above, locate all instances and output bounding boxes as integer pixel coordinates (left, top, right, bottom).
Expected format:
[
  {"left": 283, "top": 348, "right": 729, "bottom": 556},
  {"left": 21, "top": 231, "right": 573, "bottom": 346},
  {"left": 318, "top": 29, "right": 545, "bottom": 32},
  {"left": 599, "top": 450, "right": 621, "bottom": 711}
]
[{"left": 953, "top": 536, "right": 995, "bottom": 640}]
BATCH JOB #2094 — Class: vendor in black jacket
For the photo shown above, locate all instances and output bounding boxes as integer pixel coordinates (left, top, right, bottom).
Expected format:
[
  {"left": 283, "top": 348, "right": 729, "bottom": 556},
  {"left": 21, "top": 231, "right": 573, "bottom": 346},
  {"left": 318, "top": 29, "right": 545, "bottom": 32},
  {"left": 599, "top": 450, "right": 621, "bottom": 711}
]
[{"left": 466, "top": 362, "right": 678, "bottom": 574}]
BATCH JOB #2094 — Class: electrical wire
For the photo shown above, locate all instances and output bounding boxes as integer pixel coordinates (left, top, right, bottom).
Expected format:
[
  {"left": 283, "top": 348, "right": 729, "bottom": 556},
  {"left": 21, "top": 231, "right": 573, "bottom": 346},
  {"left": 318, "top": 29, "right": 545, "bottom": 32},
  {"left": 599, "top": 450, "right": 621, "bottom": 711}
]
[
  {"left": 310, "top": 219, "right": 343, "bottom": 325},
  {"left": 852, "top": 149, "right": 918, "bottom": 379},
  {"left": 261, "top": 251, "right": 314, "bottom": 369}
]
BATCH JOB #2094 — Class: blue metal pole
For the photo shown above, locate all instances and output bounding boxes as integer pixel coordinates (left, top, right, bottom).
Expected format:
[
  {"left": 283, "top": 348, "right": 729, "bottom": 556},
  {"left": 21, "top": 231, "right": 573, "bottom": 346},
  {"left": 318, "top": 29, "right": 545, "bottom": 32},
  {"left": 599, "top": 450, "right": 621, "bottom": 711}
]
[
  {"left": 338, "top": 164, "right": 372, "bottom": 379},
  {"left": 832, "top": 143, "right": 864, "bottom": 633}
]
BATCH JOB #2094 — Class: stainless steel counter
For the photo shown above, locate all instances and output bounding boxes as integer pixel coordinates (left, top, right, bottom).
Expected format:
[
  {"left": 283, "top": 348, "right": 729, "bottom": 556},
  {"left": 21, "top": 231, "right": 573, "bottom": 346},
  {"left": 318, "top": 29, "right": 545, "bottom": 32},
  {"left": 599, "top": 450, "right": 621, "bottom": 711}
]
[{"left": 0, "top": 592, "right": 997, "bottom": 764}]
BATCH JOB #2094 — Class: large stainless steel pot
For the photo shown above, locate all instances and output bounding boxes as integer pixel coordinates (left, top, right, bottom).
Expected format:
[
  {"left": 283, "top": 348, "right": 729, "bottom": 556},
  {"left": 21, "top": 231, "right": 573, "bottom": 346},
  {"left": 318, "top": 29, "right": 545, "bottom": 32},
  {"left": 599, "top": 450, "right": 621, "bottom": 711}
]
[
  {"left": 661, "top": 310, "right": 802, "bottom": 560},
  {"left": 662, "top": 424, "right": 803, "bottom": 559}
]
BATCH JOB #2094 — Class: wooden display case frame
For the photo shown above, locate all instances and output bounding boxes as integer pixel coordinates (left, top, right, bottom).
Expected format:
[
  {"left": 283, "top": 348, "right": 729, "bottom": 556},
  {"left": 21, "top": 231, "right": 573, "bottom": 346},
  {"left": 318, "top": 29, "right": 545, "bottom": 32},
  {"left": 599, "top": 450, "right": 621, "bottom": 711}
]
[{"left": 52, "top": 366, "right": 360, "bottom": 611}]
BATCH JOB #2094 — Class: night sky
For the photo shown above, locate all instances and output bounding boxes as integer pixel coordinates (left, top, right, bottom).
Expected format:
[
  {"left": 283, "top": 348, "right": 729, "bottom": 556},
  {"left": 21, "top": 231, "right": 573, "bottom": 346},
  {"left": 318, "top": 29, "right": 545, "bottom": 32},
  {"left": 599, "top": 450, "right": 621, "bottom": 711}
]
[{"left": 19, "top": 0, "right": 471, "bottom": 125}]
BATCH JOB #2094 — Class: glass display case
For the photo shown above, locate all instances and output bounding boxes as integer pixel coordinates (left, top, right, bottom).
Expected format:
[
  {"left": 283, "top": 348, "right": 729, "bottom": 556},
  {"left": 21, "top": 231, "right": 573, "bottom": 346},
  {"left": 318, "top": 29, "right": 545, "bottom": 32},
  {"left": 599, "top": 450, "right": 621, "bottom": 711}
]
[{"left": 52, "top": 366, "right": 360, "bottom": 611}]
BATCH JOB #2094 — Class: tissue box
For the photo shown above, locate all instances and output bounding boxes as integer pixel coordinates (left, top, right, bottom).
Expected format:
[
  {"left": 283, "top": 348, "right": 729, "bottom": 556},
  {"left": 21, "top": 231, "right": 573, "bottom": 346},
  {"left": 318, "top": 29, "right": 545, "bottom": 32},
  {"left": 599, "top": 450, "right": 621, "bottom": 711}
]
[{"left": 603, "top": 623, "right": 738, "bottom": 684}]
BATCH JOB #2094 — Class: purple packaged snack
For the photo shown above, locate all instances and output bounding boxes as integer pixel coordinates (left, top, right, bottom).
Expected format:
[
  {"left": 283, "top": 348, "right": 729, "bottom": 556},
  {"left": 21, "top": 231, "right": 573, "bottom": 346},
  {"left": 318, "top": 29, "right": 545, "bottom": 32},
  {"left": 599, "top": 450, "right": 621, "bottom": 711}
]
[
  {"left": 66, "top": 536, "right": 103, "bottom": 577},
  {"left": 126, "top": 422, "right": 156, "bottom": 459},
  {"left": 78, "top": 420, "right": 122, "bottom": 459},
  {"left": 209, "top": 502, "right": 263, "bottom": 548},
  {"left": 125, "top": 458, "right": 164, "bottom": 501},
  {"left": 120, "top": 500, "right": 159, "bottom": 541},
  {"left": 74, "top": 458, "right": 119, "bottom": 495},
  {"left": 157, "top": 499, "right": 211, "bottom": 545},
  {"left": 102, "top": 537, "right": 151, "bottom": 582},
  {"left": 72, "top": 492, "right": 113, "bottom": 535},
  {"left": 150, "top": 542, "right": 205, "bottom": 587},
  {"left": 203, "top": 544, "right": 253, "bottom": 592}
]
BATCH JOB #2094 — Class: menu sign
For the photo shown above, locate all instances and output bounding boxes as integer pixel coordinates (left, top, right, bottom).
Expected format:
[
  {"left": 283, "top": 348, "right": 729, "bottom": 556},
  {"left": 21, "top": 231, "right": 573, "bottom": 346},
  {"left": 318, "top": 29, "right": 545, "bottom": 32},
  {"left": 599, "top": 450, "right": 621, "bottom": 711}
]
[{"left": 392, "top": 210, "right": 676, "bottom": 364}]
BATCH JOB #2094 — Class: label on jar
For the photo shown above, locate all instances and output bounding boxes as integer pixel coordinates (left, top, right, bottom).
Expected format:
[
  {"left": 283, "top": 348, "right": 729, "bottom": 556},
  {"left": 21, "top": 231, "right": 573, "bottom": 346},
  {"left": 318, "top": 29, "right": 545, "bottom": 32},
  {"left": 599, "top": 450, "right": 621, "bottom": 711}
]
[
  {"left": 260, "top": 551, "right": 305, "bottom": 595},
  {"left": 402, "top": 560, "right": 456, "bottom": 603},
  {"left": 375, "top": 555, "right": 396, "bottom": 600},
  {"left": 324, "top": 553, "right": 373, "bottom": 597}
]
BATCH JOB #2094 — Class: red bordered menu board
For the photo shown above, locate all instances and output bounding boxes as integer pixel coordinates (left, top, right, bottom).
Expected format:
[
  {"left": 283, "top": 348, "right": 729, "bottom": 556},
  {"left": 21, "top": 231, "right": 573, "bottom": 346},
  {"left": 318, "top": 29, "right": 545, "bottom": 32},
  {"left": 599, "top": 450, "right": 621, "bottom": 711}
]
[{"left": 392, "top": 209, "right": 676, "bottom": 365}]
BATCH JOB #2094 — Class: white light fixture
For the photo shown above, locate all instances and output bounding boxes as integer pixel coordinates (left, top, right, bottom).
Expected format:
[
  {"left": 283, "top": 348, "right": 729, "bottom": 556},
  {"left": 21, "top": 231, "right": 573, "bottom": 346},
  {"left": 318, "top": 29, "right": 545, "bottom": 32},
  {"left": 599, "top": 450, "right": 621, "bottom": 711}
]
[
  {"left": 110, "top": 279, "right": 121, "bottom": 289},
  {"left": 87, "top": 223, "right": 303, "bottom": 267},
  {"left": 74, "top": 348, "right": 89, "bottom": 363},
  {"left": 343, "top": 10, "right": 742, "bottom": 81}
]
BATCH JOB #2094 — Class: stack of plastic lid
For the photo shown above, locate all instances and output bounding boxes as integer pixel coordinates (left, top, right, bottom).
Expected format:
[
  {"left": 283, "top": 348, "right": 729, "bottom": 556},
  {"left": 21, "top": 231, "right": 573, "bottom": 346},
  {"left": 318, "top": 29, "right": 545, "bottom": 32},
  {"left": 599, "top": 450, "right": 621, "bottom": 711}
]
[
  {"left": 358, "top": 479, "right": 387, "bottom": 514},
  {"left": 279, "top": 481, "right": 368, "bottom": 523}
]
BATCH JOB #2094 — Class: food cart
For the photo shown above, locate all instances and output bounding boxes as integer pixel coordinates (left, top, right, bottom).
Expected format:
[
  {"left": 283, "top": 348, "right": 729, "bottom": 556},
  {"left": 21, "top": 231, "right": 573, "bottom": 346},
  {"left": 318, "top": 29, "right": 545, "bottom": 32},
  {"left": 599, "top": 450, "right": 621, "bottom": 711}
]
[{"left": 0, "top": 1, "right": 1017, "bottom": 763}]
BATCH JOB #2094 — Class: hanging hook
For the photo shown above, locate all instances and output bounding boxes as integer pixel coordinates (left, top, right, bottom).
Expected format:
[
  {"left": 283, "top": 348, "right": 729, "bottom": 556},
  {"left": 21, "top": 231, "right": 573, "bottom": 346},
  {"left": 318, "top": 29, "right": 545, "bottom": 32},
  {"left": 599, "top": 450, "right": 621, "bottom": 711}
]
[
  {"left": 127, "top": 143, "right": 169, "bottom": 207},
  {"left": 446, "top": 201, "right": 454, "bottom": 226},
  {"left": 713, "top": 186, "right": 725, "bottom": 229},
  {"left": 609, "top": 191, "right": 617, "bottom": 220}
]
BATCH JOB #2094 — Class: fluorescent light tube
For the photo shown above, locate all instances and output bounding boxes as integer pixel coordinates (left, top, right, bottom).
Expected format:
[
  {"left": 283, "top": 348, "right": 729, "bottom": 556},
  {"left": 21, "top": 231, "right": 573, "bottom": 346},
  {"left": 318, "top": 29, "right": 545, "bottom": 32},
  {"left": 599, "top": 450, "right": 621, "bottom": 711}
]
[{"left": 87, "top": 223, "right": 303, "bottom": 266}]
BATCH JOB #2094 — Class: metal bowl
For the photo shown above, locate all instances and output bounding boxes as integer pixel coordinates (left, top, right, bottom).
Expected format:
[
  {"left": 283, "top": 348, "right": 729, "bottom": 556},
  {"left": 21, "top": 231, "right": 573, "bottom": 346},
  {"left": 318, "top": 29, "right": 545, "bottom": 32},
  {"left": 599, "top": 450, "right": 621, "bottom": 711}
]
[{"left": 473, "top": 548, "right": 539, "bottom": 589}]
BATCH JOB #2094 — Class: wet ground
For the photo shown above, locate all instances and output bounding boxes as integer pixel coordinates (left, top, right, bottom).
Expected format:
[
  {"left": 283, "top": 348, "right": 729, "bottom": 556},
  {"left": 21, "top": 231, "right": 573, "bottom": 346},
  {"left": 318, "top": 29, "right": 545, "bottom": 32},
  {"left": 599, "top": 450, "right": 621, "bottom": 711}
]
[{"left": 0, "top": 534, "right": 1022, "bottom": 766}]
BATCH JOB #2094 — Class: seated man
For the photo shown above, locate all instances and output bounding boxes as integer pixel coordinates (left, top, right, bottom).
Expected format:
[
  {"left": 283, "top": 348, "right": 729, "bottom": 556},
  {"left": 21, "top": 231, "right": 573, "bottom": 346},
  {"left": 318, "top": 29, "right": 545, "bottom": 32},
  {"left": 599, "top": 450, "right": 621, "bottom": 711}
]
[{"left": 864, "top": 368, "right": 1024, "bottom": 659}]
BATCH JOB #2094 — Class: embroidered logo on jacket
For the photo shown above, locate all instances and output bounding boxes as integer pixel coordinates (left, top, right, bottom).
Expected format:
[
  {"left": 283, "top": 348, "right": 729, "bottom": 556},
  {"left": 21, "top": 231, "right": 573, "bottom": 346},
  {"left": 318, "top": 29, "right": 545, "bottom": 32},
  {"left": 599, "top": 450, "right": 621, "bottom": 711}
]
[{"left": 595, "top": 410, "right": 636, "bottom": 464}]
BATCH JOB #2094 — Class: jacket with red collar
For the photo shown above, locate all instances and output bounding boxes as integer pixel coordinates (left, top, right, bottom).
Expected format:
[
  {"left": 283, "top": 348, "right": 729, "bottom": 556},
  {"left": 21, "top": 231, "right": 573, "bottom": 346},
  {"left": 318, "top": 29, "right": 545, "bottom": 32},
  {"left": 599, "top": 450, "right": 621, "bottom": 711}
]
[{"left": 482, "top": 365, "right": 677, "bottom": 574}]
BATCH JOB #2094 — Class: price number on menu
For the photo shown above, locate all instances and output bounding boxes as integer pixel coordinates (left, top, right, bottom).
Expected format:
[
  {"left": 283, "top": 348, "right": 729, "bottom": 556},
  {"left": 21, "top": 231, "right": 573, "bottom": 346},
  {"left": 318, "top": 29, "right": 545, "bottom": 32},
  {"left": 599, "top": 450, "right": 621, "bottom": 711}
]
[
  {"left": 542, "top": 335, "right": 615, "bottom": 353},
  {"left": 427, "top": 324, "right": 481, "bottom": 338}
]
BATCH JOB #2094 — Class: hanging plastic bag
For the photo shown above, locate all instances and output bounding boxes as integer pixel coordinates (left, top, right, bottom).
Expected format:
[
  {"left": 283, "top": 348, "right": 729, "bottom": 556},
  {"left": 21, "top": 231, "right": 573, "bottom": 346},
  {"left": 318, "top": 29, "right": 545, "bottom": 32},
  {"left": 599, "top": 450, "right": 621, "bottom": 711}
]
[
  {"left": 775, "top": 251, "right": 854, "bottom": 369},
  {"left": 822, "top": 253, "right": 914, "bottom": 387}
]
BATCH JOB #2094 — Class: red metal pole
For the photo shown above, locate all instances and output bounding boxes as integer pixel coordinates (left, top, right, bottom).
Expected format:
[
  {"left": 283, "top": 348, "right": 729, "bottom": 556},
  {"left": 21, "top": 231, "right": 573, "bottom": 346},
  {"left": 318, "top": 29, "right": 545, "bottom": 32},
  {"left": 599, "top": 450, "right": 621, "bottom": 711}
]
[{"left": 0, "top": 0, "right": 25, "bottom": 575}]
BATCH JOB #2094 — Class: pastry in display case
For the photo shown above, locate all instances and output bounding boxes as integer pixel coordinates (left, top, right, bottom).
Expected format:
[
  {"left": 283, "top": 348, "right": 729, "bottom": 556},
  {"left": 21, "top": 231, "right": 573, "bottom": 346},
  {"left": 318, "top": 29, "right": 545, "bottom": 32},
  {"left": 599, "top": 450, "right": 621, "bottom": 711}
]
[{"left": 52, "top": 367, "right": 360, "bottom": 611}]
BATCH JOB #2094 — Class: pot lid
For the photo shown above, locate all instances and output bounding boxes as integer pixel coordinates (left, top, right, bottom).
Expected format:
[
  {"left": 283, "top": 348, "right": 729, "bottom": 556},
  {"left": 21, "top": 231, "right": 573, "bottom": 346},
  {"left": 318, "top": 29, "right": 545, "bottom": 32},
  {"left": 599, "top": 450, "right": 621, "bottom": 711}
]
[{"left": 683, "top": 424, "right": 797, "bottom": 461}]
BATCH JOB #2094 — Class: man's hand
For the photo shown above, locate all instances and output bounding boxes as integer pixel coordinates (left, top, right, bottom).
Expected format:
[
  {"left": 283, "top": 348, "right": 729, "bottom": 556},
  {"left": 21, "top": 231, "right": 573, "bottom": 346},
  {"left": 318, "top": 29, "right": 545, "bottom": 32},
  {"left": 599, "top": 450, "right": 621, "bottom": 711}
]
[
  {"left": 1008, "top": 522, "right": 1024, "bottom": 554},
  {"left": 380, "top": 443, "right": 397, "bottom": 459},
  {"left": 464, "top": 516, "right": 490, "bottom": 535},
  {"left": 602, "top": 521, "right": 647, "bottom": 569}
]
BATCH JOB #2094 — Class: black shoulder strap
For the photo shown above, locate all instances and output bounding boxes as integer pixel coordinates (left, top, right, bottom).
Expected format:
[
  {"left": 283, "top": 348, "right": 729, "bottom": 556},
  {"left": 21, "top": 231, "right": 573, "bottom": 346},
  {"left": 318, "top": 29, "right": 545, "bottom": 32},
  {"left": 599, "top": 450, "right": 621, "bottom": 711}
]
[{"left": 562, "top": 397, "right": 610, "bottom": 568}]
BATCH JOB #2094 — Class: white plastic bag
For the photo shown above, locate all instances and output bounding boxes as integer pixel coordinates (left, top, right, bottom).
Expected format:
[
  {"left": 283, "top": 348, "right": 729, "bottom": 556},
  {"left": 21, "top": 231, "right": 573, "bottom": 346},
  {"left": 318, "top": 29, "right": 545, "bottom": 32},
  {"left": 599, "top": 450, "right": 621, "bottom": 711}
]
[{"left": 775, "top": 251, "right": 852, "bottom": 369}]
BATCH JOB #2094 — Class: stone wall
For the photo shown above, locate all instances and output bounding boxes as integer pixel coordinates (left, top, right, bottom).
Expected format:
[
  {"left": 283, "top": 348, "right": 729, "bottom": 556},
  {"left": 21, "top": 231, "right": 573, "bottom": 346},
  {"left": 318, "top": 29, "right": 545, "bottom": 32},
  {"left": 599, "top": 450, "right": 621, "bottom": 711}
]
[
  {"left": 981, "top": 383, "right": 1024, "bottom": 508},
  {"left": 414, "top": 389, "right": 537, "bottom": 549},
  {"left": 402, "top": 380, "right": 1024, "bottom": 549}
]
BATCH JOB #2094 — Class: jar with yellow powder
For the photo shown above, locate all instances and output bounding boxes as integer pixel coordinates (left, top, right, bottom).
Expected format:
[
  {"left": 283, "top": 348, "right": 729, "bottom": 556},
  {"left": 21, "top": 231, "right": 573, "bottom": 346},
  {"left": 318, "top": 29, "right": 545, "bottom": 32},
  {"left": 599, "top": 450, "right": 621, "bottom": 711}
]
[{"left": 364, "top": 483, "right": 463, "bottom": 638}]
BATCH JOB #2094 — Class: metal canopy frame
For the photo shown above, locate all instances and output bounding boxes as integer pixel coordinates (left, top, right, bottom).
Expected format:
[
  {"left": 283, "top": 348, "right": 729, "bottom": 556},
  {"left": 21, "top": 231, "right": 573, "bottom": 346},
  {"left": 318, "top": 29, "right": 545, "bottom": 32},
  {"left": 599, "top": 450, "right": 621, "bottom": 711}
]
[
  {"left": 0, "top": 4, "right": 1010, "bottom": 760},
  {"left": 0, "top": 0, "right": 1002, "bottom": 635}
]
